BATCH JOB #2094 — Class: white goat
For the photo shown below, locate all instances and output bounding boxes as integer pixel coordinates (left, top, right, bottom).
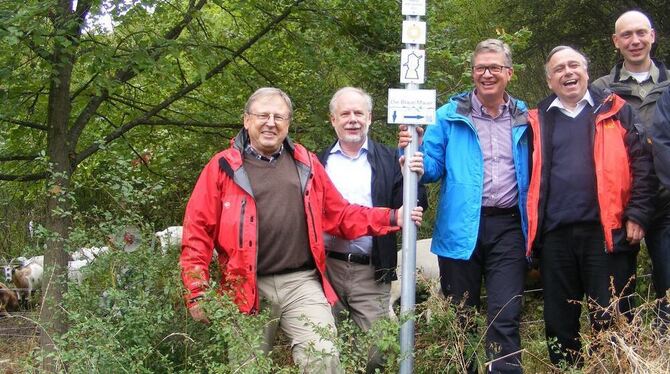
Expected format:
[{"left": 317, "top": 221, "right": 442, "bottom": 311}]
[
  {"left": 71, "top": 246, "right": 109, "bottom": 262},
  {"left": 11, "top": 255, "right": 44, "bottom": 307},
  {"left": 389, "top": 238, "right": 441, "bottom": 320},
  {"left": 2, "top": 264, "right": 12, "bottom": 284},
  {"left": 3, "top": 257, "right": 28, "bottom": 283},
  {"left": 155, "top": 226, "right": 183, "bottom": 255},
  {"left": 67, "top": 260, "right": 91, "bottom": 284},
  {"left": 68, "top": 245, "right": 114, "bottom": 284}
]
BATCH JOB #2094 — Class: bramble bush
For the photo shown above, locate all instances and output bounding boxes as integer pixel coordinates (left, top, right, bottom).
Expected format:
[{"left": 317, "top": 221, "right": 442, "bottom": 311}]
[{"left": 10, "top": 242, "right": 670, "bottom": 372}]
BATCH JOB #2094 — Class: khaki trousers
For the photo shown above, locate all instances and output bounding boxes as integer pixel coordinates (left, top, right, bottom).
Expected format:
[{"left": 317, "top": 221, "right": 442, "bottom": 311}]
[
  {"left": 326, "top": 257, "right": 391, "bottom": 373},
  {"left": 257, "top": 268, "right": 342, "bottom": 374}
]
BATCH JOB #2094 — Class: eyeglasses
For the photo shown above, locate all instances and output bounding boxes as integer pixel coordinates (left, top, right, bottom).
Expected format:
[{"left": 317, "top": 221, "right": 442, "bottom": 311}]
[
  {"left": 472, "top": 64, "right": 511, "bottom": 75},
  {"left": 247, "top": 112, "right": 290, "bottom": 124}
]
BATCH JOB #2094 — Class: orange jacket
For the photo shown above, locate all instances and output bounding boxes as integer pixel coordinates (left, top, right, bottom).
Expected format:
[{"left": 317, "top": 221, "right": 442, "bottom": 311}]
[
  {"left": 180, "top": 131, "right": 399, "bottom": 314},
  {"left": 526, "top": 89, "right": 655, "bottom": 255}
]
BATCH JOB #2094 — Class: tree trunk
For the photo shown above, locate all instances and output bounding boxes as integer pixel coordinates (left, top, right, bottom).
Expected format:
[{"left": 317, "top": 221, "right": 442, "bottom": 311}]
[{"left": 38, "top": 1, "right": 78, "bottom": 370}]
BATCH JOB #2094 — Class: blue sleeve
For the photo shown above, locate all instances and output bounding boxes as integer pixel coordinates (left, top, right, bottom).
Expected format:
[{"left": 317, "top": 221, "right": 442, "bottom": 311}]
[{"left": 420, "top": 111, "right": 448, "bottom": 184}]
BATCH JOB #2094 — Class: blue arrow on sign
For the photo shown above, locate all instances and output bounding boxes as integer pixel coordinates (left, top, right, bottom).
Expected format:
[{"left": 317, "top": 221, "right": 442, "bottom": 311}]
[
  {"left": 393, "top": 110, "right": 398, "bottom": 122},
  {"left": 403, "top": 114, "right": 424, "bottom": 119}
]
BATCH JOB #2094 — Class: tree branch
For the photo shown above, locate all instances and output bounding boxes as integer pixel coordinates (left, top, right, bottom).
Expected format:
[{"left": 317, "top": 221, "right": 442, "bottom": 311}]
[
  {"left": 0, "top": 115, "right": 48, "bottom": 131},
  {"left": 70, "top": 72, "right": 99, "bottom": 101},
  {"left": 68, "top": 0, "right": 208, "bottom": 147},
  {"left": 215, "top": 45, "right": 277, "bottom": 85},
  {"left": 0, "top": 172, "right": 48, "bottom": 181},
  {"left": 74, "top": 0, "right": 306, "bottom": 166},
  {"left": 137, "top": 119, "right": 240, "bottom": 128},
  {"left": 0, "top": 155, "right": 40, "bottom": 162}
]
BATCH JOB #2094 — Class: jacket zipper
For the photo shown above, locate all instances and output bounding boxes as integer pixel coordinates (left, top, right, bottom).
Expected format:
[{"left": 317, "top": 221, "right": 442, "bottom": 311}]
[
  {"left": 306, "top": 174, "right": 318, "bottom": 243},
  {"left": 239, "top": 198, "right": 246, "bottom": 248}
]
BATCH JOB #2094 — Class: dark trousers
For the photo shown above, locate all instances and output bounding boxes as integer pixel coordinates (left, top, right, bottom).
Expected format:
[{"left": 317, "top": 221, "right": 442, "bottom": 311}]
[
  {"left": 540, "top": 222, "right": 637, "bottom": 367},
  {"left": 439, "top": 212, "right": 526, "bottom": 373},
  {"left": 645, "top": 214, "right": 670, "bottom": 328}
]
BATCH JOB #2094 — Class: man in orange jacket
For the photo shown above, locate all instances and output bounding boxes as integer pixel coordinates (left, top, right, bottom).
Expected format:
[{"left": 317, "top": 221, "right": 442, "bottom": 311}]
[
  {"left": 179, "top": 87, "right": 423, "bottom": 373},
  {"left": 526, "top": 46, "right": 656, "bottom": 367}
]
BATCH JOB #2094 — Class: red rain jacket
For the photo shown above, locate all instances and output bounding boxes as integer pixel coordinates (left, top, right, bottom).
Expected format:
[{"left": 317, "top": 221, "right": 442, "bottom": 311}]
[
  {"left": 526, "top": 89, "right": 655, "bottom": 255},
  {"left": 180, "top": 131, "right": 399, "bottom": 314}
]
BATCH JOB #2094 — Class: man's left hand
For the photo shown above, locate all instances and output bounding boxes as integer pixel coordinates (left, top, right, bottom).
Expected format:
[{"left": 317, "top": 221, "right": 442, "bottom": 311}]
[
  {"left": 625, "top": 220, "right": 645, "bottom": 245},
  {"left": 399, "top": 151, "right": 424, "bottom": 177}
]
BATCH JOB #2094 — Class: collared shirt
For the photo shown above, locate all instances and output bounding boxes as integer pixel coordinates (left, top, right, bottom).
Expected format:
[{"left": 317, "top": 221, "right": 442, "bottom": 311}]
[
  {"left": 471, "top": 92, "right": 518, "bottom": 209},
  {"left": 324, "top": 139, "right": 373, "bottom": 255},
  {"left": 547, "top": 90, "right": 595, "bottom": 118},
  {"left": 619, "top": 61, "right": 661, "bottom": 99},
  {"left": 244, "top": 143, "right": 284, "bottom": 163}
]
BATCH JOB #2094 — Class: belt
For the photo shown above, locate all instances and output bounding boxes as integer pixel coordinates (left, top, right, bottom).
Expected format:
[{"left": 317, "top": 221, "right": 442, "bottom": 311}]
[
  {"left": 481, "top": 206, "right": 519, "bottom": 216},
  {"left": 326, "top": 251, "right": 370, "bottom": 265}
]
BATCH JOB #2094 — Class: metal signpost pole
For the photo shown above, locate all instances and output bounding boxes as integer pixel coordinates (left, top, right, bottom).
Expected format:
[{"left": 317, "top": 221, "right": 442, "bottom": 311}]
[
  {"left": 400, "top": 14, "right": 420, "bottom": 373},
  {"left": 388, "top": 1, "right": 434, "bottom": 373}
]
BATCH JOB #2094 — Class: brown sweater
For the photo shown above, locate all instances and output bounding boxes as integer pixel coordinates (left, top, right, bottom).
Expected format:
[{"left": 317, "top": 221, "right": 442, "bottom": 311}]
[{"left": 244, "top": 151, "right": 314, "bottom": 275}]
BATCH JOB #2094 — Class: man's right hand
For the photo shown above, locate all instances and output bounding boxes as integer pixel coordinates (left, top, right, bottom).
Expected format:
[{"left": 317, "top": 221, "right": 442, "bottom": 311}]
[
  {"left": 398, "top": 125, "right": 424, "bottom": 149},
  {"left": 189, "top": 303, "right": 210, "bottom": 324}
]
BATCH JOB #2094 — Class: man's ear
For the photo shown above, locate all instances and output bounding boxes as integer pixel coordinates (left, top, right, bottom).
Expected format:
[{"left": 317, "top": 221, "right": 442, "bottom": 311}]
[
  {"left": 612, "top": 33, "right": 620, "bottom": 50},
  {"left": 243, "top": 113, "right": 251, "bottom": 130}
]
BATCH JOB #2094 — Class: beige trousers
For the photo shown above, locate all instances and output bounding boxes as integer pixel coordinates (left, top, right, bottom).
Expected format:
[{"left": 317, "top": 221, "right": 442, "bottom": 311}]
[
  {"left": 326, "top": 257, "right": 391, "bottom": 373},
  {"left": 257, "top": 268, "right": 342, "bottom": 374}
]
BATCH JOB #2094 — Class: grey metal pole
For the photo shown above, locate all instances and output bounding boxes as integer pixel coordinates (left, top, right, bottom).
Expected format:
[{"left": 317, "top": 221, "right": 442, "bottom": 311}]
[
  {"left": 399, "top": 123, "right": 419, "bottom": 374},
  {"left": 399, "top": 10, "right": 421, "bottom": 372}
]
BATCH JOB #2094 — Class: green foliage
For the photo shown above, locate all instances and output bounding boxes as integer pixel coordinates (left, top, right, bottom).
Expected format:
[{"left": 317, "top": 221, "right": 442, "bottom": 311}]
[
  {"left": 3, "top": 0, "right": 670, "bottom": 372},
  {"left": 9, "top": 245, "right": 669, "bottom": 373}
]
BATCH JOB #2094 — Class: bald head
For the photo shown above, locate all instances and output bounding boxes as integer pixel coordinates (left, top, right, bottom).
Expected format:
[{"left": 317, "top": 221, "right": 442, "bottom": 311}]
[
  {"left": 612, "top": 10, "right": 655, "bottom": 72},
  {"left": 615, "top": 11, "right": 652, "bottom": 33}
]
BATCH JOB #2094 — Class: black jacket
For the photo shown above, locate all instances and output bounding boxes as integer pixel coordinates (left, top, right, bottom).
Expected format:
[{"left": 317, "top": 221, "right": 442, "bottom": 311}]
[
  {"left": 318, "top": 139, "right": 428, "bottom": 282},
  {"left": 651, "top": 87, "right": 670, "bottom": 191}
]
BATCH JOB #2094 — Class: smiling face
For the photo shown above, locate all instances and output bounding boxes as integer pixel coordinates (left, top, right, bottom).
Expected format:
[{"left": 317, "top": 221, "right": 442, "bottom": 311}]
[
  {"left": 472, "top": 51, "right": 513, "bottom": 105},
  {"left": 243, "top": 94, "right": 291, "bottom": 156},
  {"left": 546, "top": 48, "right": 589, "bottom": 108},
  {"left": 613, "top": 11, "right": 655, "bottom": 72},
  {"left": 330, "top": 90, "right": 371, "bottom": 149}
]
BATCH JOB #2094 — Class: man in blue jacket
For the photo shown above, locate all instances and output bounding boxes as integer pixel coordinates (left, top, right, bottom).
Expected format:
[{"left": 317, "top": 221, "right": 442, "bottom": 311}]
[
  {"left": 403, "top": 39, "right": 530, "bottom": 373},
  {"left": 319, "top": 87, "right": 428, "bottom": 373}
]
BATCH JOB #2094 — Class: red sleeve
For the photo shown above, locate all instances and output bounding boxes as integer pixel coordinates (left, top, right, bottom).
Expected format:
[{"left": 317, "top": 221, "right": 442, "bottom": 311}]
[
  {"left": 179, "top": 155, "right": 222, "bottom": 303},
  {"left": 313, "top": 154, "right": 399, "bottom": 239}
]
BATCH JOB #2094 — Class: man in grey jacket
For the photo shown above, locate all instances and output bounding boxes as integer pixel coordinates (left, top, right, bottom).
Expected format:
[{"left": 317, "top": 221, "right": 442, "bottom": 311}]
[{"left": 593, "top": 10, "right": 670, "bottom": 326}]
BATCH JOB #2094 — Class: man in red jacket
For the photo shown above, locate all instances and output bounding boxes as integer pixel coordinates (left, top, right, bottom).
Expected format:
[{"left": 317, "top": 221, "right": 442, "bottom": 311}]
[
  {"left": 179, "top": 87, "right": 423, "bottom": 373},
  {"left": 526, "top": 46, "right": 655, "bottom": 367}
]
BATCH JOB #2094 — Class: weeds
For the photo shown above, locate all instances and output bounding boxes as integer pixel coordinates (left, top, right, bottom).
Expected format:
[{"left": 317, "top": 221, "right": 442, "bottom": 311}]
[{"left": 3, "top": 240, "right": 669, "bottom": 372}]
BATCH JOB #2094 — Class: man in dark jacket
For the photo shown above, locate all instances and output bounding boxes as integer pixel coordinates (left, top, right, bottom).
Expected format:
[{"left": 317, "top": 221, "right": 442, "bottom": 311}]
[
  {"left": 592, "top": 10, "right": 670, "bottom": 322},
  {"left": 527, "top": 46, "right": 656, "bottom": 367},
  {"left": 649, "top": 86, "right": 670, "bottom": 329},
  {"left": 318, "top": 87, "right": 427, "bottom": 373}
]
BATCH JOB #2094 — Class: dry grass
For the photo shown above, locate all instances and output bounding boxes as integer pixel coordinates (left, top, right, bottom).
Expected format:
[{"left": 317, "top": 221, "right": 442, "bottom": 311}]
[{"left": 0, "top": 311, "right": 39, "bottom": 373}]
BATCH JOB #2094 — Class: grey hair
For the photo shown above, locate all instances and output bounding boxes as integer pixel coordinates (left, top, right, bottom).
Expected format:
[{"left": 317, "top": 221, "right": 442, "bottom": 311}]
[
  {"left": 329, "top": 87, "right": 373, "bottom": 114},
  {"left": 244, "top": 87, "right": 293, "bottom": 117},
  {"left": 544, "top": 46, "right": 589, "bottom": 77},
  {"left": 471, "top": 39, "right": 513, "bottom": 67}
]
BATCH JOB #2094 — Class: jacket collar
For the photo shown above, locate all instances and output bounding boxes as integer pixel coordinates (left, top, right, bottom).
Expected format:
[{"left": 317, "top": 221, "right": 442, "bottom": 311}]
[
  {"left": 537, "top": 85, "right": 622, "bottom": 120},
  {"left": 452, "top": 91, "right": 528, "bottom": 126},
  {"left": 232, "top": 129, "right": 297, "bottom": 155},
  {"left": 611, "top": 58, "right": 669, "bottom": 83}
]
